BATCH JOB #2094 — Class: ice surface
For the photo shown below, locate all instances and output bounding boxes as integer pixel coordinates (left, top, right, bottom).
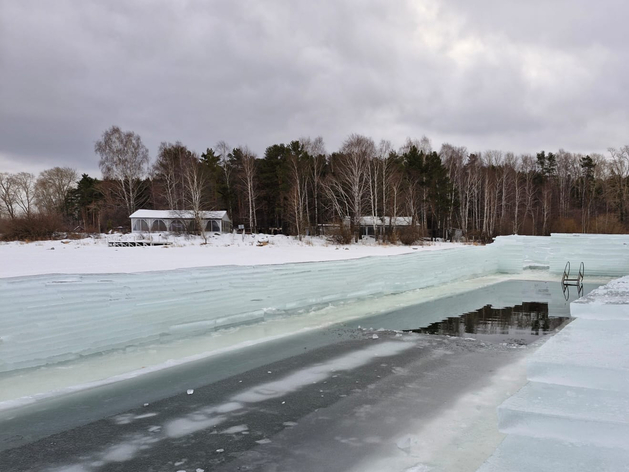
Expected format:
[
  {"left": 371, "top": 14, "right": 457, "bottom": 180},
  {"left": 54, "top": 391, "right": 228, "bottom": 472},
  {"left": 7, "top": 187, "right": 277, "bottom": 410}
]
[
  {"left": 571, "top": 275, "right": 629, "bottom": 319},
  {"left": 0, "top": 234, "right": 625, "bottom": 379},
  {"left": 160, "top": 341, "right": 415, "bottom": 441},
  {"left": 528, "top": 318, "right": 629, "bottom": 392},
  {"left": 40, "top": 339, "right": 417, "bottom": 472},
  {"left": 220, "top": 424, "right": 248, "bottom": 434},
  {"left": 0, "top": 246, "right": 496, "bottom": 373},
  {"left": 231, "top": 341, "right": 413, "bottom": 403},
  {"left": 549, "top": 233, "right": 629, "bottom": 276},
  {"left": 493, "top": 235, "right": 551, "bottom": 272},
  {"left": 498, "top": 381, "right": 629, "bottom": 449},
  {"left": 477, "top": 275, "right": 629, "bottom": 471},
  {"left": 477, "top": 435, "right": 629, "bottom": 472},
  {"left": 165, "top": 415, "right": 227, "bottom": 439},
  {"left": 494, "top": 233, "right": 629, "bottom": 276}
]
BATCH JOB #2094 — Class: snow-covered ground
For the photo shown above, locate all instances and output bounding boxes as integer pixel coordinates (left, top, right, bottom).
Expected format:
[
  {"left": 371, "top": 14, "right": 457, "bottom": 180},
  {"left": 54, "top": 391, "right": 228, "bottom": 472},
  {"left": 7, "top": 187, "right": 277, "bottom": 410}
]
[{"left": 0, "top": 233, "right": 463, "bottom": 278}]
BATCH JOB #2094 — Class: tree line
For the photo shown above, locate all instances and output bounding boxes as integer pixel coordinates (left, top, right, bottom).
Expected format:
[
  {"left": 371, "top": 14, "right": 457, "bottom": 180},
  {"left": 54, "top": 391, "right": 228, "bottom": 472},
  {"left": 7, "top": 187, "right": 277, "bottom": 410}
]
[{"left": 1, "top": 124, "right": 629, "bottom": 242}]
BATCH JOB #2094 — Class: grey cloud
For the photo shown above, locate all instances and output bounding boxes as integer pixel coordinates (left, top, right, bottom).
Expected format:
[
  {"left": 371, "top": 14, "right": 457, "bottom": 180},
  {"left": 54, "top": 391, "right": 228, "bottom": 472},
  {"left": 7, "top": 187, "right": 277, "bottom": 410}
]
[{"left": 1, "top": 0, "right": 628, "bottom": 176}]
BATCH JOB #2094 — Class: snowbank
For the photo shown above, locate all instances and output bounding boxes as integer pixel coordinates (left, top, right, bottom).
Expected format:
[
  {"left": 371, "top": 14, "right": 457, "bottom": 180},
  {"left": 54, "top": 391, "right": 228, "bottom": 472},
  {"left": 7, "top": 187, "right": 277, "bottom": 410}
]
[{"left": 0, "top": 233, "right": 459, "bottom": 278}]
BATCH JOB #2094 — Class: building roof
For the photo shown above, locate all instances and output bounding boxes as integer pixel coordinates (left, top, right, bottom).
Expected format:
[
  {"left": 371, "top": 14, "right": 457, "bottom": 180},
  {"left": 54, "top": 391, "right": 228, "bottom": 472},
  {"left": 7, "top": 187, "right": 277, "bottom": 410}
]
[{"left": 130, "top": 210, "right": 229, "bottom": 220}]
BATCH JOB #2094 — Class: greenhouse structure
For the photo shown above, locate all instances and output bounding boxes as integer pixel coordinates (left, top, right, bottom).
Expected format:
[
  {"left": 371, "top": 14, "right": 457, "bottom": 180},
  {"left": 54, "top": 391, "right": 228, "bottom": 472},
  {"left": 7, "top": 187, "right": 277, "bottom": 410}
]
[{"left": 129, "top": 209, "right": 232, "bottom": 234}]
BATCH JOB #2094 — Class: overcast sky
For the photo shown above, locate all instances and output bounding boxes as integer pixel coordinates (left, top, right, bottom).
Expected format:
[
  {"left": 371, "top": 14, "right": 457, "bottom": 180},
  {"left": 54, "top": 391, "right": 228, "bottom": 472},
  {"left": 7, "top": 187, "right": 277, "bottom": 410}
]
[{"left": 1, "top": 0, "right": 628, "bottom": 177}]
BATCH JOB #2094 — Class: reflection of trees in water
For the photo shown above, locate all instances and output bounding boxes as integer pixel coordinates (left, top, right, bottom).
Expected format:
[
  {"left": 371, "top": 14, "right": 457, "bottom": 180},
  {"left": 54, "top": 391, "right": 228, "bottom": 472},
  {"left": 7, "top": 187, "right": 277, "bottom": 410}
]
[{"left": 418, "top": 302, "right": 565, "bottom": 337}]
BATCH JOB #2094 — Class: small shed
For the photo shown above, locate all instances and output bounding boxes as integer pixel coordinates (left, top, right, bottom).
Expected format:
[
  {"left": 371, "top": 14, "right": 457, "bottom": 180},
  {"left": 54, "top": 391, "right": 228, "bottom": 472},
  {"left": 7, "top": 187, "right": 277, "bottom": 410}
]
[{"left": 129, "top": 210, "right": 232, "bottom": 234}]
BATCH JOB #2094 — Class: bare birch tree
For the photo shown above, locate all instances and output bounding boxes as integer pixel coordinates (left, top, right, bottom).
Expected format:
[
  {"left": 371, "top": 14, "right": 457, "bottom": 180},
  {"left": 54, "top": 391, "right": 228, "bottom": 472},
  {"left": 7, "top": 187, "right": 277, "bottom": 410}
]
[
  {"left": 153, "top": 142, "right": 193, "bottom": 211},
  {"left": 12, "top": 172, "right": 36, "bottom": 218},
  {"left": 608, "top": 146, "right": 629, "bottom": 223},
  {"left": 215, "top": 140, "right": 234, "bottom": 218},
  {"left": 521, "top": 154, "right": 537, "bottom": 233},
  {"left": 0, "top": 172, "right": 18, "bottom": 219},
  {"left": 440, "top": 143, "right": 466, "bottom": 230},
  {"left": 95, "top": 126, "right": 150, "bottom": 216},
  {"left": 234, "top": 147, "right": 258, "bottom": 232},
  {"left": 182, "top": 153, "right": 210, "bottom": 242},
  {"left": 287, "top": 142, "right": 309, "bottom": 240},
  {"left": 387, "top": 165, "right": 404, "bottom": 234},
  {"left": 301, "top": 136, "right": 326, "bottom": 235},
  {"left": 335, "top": 134, "right": 374, "bottom": 241}
]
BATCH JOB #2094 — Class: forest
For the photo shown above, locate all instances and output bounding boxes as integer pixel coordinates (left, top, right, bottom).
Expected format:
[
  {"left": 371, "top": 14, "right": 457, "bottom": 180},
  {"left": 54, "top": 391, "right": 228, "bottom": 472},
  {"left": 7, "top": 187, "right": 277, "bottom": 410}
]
[{"left": 1, "top": 125, "right": 629, "bottom": 242}]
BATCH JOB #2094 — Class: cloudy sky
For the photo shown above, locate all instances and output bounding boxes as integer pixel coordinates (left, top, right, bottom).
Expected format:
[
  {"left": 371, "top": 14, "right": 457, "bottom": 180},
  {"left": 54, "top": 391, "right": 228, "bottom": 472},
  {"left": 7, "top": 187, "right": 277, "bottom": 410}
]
[{"left": 1, "top": 0, "right": 628, "bottom": 177}]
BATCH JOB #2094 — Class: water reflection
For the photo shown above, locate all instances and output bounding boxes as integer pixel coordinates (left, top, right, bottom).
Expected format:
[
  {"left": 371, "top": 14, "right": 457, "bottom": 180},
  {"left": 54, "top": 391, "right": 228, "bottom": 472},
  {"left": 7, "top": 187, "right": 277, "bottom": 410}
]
[{"left": 405, "top": 302, "right": 570, "bottom": 345}]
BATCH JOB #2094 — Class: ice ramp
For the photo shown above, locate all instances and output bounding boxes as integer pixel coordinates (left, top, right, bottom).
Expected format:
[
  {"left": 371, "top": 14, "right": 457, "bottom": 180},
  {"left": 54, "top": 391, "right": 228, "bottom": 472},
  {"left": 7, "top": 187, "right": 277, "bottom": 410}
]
[{"left": 478, "top": 275, "right": 629, "bottom": 472}]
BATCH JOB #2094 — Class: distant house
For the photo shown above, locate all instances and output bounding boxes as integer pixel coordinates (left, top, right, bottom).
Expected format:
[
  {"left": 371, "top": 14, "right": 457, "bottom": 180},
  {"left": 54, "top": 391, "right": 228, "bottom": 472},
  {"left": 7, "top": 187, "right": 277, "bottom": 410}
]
[
  {"left": 129, "top": 210, "right": 232, "bottom": 234},
  {"left": 357, "top": 216, "right": 414, "bottom": 236},
  {"left": 318, "top": 216, "right": 414, "bottom": 237}
]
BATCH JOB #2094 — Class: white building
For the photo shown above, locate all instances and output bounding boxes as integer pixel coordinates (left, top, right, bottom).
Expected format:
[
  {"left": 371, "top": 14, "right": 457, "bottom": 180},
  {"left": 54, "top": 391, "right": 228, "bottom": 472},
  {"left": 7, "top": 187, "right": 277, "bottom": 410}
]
[{"left": 129, "top": 210, "right": 232, "bottom": 234}]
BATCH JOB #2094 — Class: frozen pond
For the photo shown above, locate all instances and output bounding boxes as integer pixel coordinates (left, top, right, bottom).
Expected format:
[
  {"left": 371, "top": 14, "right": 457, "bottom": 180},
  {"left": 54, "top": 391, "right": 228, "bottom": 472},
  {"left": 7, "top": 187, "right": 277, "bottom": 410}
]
[{"left": 0, "top": 278, "right": 602, "bottom": 471}]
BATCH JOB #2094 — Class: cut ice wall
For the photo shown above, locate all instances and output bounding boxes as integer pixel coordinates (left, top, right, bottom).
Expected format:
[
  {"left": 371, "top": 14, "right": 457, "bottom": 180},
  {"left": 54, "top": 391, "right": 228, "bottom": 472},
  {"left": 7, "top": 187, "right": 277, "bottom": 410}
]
[
  {"left": 494, "top": 233, "right": 629, "bottom": 276},
  {"left": 549, "top": 233, "right": 629, "bottom": 276},
  {"left": 492, "top": 235, "right": 551, "bottom": 272},
  {"left": 2, "top": 233, "right": 626, "bottom": 375},
  {"left": 0, "top": 246, "right": 497, "bottom": 373}
]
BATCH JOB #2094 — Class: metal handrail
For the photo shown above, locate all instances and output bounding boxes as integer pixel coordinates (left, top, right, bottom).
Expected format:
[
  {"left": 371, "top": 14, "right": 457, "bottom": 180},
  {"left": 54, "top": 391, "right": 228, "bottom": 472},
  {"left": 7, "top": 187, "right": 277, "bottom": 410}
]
[{"left": 561, "top": 261, "right": 584, "bottom": 300}]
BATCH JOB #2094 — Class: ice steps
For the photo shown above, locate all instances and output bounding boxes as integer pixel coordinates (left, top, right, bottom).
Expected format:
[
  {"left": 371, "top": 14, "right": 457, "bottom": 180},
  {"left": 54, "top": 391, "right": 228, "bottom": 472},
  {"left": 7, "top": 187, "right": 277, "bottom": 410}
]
[
  {"left": 528, "top": 318, "right": 629, "bottom": 392},
  {"left": 498, "top": 381, "right": 629, "bottom": 450},
  {"left": 477, "top": 435, "right": 629, "bottom": 472},
  {"left": 477, "top": 275, "right": 629, "bottom": 471}
]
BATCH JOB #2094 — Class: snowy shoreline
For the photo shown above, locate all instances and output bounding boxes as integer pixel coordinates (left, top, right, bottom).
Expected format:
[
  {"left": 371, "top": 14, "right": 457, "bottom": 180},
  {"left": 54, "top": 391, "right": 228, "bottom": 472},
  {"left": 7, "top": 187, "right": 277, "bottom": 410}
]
[{"left": 0, "top": 233, "right": 463, "bottom": 278}]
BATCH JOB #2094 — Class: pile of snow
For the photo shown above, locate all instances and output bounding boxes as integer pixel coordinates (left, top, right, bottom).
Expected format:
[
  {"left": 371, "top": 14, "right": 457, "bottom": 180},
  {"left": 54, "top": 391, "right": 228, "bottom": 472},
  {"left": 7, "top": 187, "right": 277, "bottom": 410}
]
[
  {"left": 0, "top": 233, "right": 461, "bottom": 278},
  {"left": 478, "top": 276, "right": 629, "bottom": 471}
]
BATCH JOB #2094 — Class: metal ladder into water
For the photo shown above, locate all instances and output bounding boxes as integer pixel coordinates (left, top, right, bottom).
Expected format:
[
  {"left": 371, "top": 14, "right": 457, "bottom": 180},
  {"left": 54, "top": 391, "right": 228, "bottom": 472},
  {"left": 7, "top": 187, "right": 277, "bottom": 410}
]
[{"left": 561, "top": 261, "right": 584, "bottom": 300}]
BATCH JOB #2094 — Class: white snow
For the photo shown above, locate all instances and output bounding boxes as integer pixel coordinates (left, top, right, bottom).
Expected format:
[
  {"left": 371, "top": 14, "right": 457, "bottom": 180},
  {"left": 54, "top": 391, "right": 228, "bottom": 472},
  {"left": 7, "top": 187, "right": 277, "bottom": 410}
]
[
  {"left": 0, "top": 233, "right": 458, "bottom": 278},
  {"left": 3, "top": 231, "right": 624, "bottom": 279}
]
